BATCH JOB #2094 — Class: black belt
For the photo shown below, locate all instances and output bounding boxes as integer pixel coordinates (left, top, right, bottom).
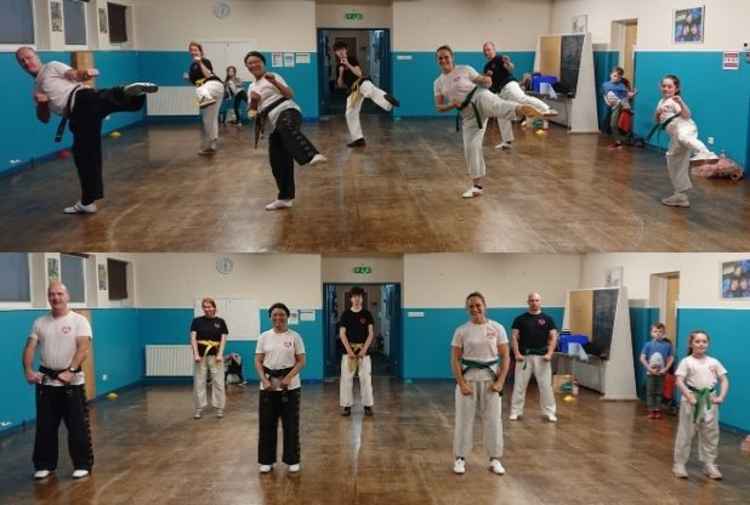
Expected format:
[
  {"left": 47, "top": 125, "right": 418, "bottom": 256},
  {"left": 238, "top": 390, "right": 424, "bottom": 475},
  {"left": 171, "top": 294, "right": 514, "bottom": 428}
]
[
  {"left": 54, "top": 85, "right": 82, "bottom": 143},
  {"left": 645, "top": 113, "right": 680, "bottom": 143},
  {"left": 254, "top": 97, "right": 290, "bottom": 148},
  {"left": 39, "top": 365, "right": 81, "bottom": 380},
  {"left": 455, "top": 87, "right": 482, "bottom": 131},
  {"left": 263, "top": 366, "right": 294, "bottom": 379}
]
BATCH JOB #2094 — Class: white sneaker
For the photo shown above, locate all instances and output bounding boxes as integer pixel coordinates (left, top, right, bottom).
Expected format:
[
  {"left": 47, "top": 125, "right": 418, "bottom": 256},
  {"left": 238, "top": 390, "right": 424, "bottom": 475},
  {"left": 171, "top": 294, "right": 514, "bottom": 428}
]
[
  {"left": 259, "top": 464, "right": 273, "bottom": 473},
  {"left": 508, "top": 413, "right": 519, "bottom": 421},
  {"left": 546, "top": 414, "right": 558, "bottom": 423},
  {"left": 193, "top": 410, "right": 202, "bottom": 419},
  {"left": 309, "top": 154, "right": 328, "bottom": 166},
  {"left": 661, "top": 193, "right": 690, "bottom": 208},
  {"left": 265, "top": 199, "right": 294, "bottom": 211},
  {"left": 64, "top": 201, "right": 97, "bottom": 214},
  {"left": 703, "top": 464, "right": 722, "bottom": 480},
  {"left": 198, "top": 96, "right": 217, "bottom": 108},
  {"left": 197, "top": 148, "right": 216, "bottom": 156},
  {"left": 489, "top": 459, "right": 506, "bottom": 475},
  {"left": 494, "top": 141, "right": 513, "bottom": 151},
  {"left": 124, "top": 82, "right": 159, "bottom": 96},
  {"left": 288, "top": 463, "right": 301, "bottom": 473},
  {"left": 33, "top": 470, "right": 51, "bottom": 480},
  {"left": 72, "top": 469, "right": 90, "bottom": 479},
  {"left": 461, "top": 186, "right": 483, "bottom": 199},
  {"left": 673, "top": 464, "right": 688, "bottom": 479},
  {"left": 216, "top": 409, "right": 224, "bottom": 419},
  {"left": 453, "top": 458, "right": 466, "bottom": 474}
]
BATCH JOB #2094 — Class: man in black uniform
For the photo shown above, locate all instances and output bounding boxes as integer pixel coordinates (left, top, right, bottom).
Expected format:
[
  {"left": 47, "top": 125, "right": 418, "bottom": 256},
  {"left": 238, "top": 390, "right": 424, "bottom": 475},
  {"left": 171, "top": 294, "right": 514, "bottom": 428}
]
[
  {"left": 333, "top": 41, "right": 399, "bottom": 148},
  {"left": 509, "top": 292, "right": 558, "bottom": 422},
  {"left": 338, "top": 286, "right": 375, "bottom": 416}
]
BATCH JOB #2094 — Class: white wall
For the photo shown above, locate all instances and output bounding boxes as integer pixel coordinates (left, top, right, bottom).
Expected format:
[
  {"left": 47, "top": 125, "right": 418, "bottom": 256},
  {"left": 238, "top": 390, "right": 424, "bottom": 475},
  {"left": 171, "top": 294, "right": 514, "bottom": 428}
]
[
  {"left": 131, "top": 0, "right": 316, "bottom": 51},
  {"left": 316, "top": 0, "right": 392, "bottom": 28},
  {"left": 404, "top": 253, "right": 581, "bottom": 307},
  {"left": 550, "top": 0, "right": 750, "bottom": 51},
  {"left": 393, "top": 0, "right": 553, "bottom": 51},
  {"left": 322, "top": 256, "right": 403, "bottom": 283},
  {"left": 580, "top": 253, "right": 750, "bottom": 307},
  {"left": 133, "top": 253, "right": 322, "bottom": 309}
]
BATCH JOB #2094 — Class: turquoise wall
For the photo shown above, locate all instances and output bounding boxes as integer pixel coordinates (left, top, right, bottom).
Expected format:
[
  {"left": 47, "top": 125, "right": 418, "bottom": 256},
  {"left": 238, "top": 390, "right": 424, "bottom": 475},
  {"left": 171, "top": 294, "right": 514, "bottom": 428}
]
[
  {"left": 593, "top": 50, "right": 620, "bottom": 130},
  {"left": 629, "top": 306, "right": 660, "bottom": 400}
]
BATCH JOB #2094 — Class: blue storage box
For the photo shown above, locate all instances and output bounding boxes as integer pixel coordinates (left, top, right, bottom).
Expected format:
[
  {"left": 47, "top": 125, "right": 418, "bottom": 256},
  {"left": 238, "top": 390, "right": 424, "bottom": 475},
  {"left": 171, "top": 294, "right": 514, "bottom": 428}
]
[
  {"left": 558, "top": 333, "right": 589, "bottom": 353},
  {"left": 531, "top": 74, "right": 558, "bottom": 93}
]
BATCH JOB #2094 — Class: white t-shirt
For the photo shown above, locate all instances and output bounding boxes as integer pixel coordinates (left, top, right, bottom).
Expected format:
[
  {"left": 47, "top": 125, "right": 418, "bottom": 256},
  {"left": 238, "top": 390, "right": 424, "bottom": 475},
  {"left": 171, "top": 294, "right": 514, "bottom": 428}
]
[
  {"left": 34, "top": 61, "right": 82, "bottom": 117},
  {"left": 30, "top": 311, "right": 93, "bottom": 386},
  {"left": 675, "top": 355, "right": 727, "bottom": 391},
  {"left": 433, "top": 65, "right": 480, "bottom": 105},
  {"left": 256, "top": 328, "right": 305, "bottom": 390},
  {"left": 451, "top": 319, "right": 508, "bottom": 381},
  {"left": 252, "top": 72, "right": 301, "bottom": 131}
]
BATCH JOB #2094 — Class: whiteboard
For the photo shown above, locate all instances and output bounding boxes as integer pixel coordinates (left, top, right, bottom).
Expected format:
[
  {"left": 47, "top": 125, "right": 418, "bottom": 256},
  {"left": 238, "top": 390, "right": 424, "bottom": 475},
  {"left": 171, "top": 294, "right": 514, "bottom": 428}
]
[
  {"left": 194, "top": 298, "right": 259, "bottom": 341},
  {"left": 200, "top": 40, "right": 257, "bottom": 82}
]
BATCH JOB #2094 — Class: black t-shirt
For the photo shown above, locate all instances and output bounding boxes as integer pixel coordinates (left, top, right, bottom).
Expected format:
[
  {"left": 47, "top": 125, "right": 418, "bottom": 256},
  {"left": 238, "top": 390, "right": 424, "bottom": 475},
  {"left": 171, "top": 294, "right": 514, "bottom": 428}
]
[
  {"left": 511, "top": 312, "right": 557, "bottom": 354},
  {"left": 339, "top": 308, "right": 374, "bottom": 352},
  {"left": 483, "top": 55, "right": 516, "bottom": 93},
  {"left": 337, "top": 54, "right": 361, "bottom": 91},
  {"left": 189, "top": 58, "right": 221, "bottom": 85},
  {"left": 190, "top": 316, "right": 228, "bottom": 355}
]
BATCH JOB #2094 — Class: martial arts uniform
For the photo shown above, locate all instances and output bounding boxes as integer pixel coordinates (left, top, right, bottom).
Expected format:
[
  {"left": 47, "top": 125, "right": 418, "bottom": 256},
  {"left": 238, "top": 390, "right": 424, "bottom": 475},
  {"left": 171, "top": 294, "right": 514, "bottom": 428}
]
[
  {"left": 190, "top": 315, "right": 228, "bottom": 413},
  {"left": 34, "top": 61, "right": 147, "bottom": 206},
  {"left": 188, "top": 58, "right": 224, "bottom": 151},
  {"left": 509, "top": 311, "right": 556, "bottom": 419},
  {"left": 256, "top": 329, "right": 305, "bottom": 467},
  {"left": 484, "top": 56, "right": 551, "bottom": 145},
  {"left": 254, "top": 73, "right": 321, "bottom": 201},
  {"left": 338, "top": 308, "right": 375, "bottom": 408},
  {"left": 452, "top": 320, "right": 507, "bottom": 460},
  {"left": 29, "top": 311, "right": 94, "bottom": 473},
  {"left": 434, "top": 65, "right": 520, "bottom": 178},
  {"left": 339, "top": 54, "right": 396, "bottom": 143},
  {"left": 656, "top": 97, "right": 717, "bottom": 195},
  {"left": 673, "top": 355, "right": 727, "bottom": 469}
]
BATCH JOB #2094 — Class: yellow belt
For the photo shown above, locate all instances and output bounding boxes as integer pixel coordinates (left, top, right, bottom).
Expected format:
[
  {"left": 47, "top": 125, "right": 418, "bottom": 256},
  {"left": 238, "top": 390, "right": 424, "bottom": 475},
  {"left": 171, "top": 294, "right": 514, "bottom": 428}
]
[
  {"left": 197, "top": 340, "right": 220, "bottom": 359},
  {"left": 348, "top": 343, "right": 365, "bottom": 373}
]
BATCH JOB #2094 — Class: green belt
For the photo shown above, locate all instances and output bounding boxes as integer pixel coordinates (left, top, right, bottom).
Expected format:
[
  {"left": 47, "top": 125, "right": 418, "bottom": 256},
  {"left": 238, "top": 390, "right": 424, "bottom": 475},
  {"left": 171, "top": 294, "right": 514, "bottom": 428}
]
[
  {"left": 645, "top": 113, "right": 680, "bottom": 143},
  {"left": 521, "top": 347, "right": 548, "bottom": 370},
  {"left": 456, "top": 87, "right": 482, "bottom": 131},
  {"left": 688, "top": 384, "right": 716, "bottom": 423}
]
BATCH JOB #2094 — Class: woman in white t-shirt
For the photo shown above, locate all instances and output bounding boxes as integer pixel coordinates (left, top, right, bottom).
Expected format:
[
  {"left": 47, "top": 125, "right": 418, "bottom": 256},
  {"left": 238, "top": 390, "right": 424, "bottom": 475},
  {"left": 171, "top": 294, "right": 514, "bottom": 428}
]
[
  {"left": 255, "top": 302, "right": 306, "bottom": 474},
  {"left": 654, "top": 75, "right": 718, "bottom": 208},
  {"left": 672, "top": 330, "right": 729, "bottom": 480},
  {"left": 244, "top": 51, "right": 327, "bottom": 211},
  {"left": 434, "top": 45, "right": 550, "bottom": 199},
  {"left": 450, "top": 291, "right": 510, "bottom": 476}
]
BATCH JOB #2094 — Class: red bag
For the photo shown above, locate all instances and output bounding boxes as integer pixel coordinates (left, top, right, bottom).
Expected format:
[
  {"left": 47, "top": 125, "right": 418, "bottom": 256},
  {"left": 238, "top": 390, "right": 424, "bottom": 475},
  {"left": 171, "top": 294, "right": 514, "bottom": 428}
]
[
  {"left": 663, "top": 373, "right": 676, "bottom": 400},
  {"left": 617, "top": 108, "right": 633, "bottom": 134}
]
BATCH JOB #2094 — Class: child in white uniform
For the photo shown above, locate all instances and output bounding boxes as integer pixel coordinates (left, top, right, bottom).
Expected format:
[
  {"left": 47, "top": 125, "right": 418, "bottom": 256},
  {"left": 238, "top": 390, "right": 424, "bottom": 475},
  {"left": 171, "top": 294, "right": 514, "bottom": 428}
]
[
  {"left": 673, "top": 330, "right": 729, "bottom": 480},
  {"left": 655, "top": 74, "right": 718, "bottom": 208}
]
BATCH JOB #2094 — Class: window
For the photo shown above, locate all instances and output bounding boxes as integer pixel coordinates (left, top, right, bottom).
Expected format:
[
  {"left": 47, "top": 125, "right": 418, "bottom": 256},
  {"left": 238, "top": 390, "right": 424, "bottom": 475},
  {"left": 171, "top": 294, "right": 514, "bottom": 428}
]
[
  {"left": 107, "top": 3, "right": 127, "bottom": 44},
  {"left": 107, "top": 259, "right": 128, "bottom": 300},
  {"left": 0, "top": 253, "right": 31, "bottom": 302},
  {"left": 63, "top": 0, "right": 87, "bottom": 46},
  {"left": 0, "top": 0, "right": 34, "bottom": 44},
  {"left": 61, "top": 254, "right": 85, "bottom": 303}
]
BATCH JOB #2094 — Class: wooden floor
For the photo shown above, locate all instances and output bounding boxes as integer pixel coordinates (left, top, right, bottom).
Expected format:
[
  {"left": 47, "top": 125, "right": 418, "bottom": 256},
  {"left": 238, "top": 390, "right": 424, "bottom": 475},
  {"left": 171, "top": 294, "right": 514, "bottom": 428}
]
[
  {"left": 2, "top": 117, "right": 750, "bottom": 253},
  {"left": 1, "top": 379, "right": 749, "bottom": 505}
]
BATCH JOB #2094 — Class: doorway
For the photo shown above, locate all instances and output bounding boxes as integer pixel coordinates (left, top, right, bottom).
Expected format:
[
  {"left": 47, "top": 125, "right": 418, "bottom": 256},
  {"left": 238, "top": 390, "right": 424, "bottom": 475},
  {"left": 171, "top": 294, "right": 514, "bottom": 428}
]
[
  {"left": 317, "top": 28, "right": 392, "bottom": 116},
  {"left": 611, "top": 19, "right": 638, "bottom": 86},
  {"left": 650, "top": 272, "right": 680, "bottom": 346},
  {"left": 323, "top": 283, "right": 402, "bottom": 379}
]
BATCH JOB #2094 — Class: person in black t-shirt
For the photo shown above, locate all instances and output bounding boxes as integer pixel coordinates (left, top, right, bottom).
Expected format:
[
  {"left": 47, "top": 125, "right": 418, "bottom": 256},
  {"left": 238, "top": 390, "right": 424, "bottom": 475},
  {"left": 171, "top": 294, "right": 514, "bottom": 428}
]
[
  {"left": 332, "top": 41, "right": 400, "bottom": 148},
  {"left": 186, "top": 41, "right": 225, "bottom": 156},
  {"left": 509, "top": 292, "right": 558, "bottom": 423},
  {"left": 482, "top": 41, "right": 555, "bottom": 150},
  {"left": 190, "top": 297, "right": 229, "bottom": 419},
  {"left": 338, "top": 286, "right": 375, "bottom": 416}
]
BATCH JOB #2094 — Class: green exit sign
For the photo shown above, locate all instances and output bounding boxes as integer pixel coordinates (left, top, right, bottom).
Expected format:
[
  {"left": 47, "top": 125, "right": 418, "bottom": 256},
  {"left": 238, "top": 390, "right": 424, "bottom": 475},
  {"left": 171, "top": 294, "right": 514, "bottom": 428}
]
[
  {"left": 353, "top": 266, "right": 372, "bottom": 274},
  {"left": 345, "top": 12, "right": 363, "bottom": 21}
]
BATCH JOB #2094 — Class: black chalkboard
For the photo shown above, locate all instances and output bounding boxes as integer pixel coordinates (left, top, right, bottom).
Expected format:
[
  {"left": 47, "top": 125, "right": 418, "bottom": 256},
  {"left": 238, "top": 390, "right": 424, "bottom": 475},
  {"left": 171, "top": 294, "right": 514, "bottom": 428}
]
[
  {"left": 559, "top": 34, "right": 584, "bottom": 97},
  {"left": 591, "top": 288, "right": 618, "bottom": 359}
]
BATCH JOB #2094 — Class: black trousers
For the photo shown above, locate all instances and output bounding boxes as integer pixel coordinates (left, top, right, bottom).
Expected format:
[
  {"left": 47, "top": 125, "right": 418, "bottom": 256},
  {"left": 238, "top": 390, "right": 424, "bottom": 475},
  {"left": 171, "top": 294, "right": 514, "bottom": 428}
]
[
  {"left": 268, "top": 109, "right": 319, "bottom": 201},
  {"left": 68, "top": 87, "right": 146, "bottom": 204},
  {"left": 234, "top": 90, "right": 248, "bottom": 123},
  {"left": 258, "top": 388, "right": 301, "bottom": 465},
  {"left": 33, "top": 385, "right": 94, "bottom": 471}
]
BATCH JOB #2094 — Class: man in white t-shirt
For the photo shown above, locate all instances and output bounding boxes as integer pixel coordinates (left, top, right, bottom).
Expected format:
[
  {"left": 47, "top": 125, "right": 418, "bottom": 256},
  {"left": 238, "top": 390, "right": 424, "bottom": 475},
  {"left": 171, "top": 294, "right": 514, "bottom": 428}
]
[
  {"left": 22, "top": 281, "right": 94, "bottom": 481},
  {"left": 15, "top": 46, "right": 158, "bottom": 215}
]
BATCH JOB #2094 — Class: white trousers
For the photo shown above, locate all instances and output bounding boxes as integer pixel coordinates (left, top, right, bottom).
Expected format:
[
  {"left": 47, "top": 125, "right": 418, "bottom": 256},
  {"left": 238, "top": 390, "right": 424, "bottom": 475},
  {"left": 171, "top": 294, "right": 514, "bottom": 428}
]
[
  {"left": 453, "top": 379, "right": 503, "bottom": 459},
  {"left": 345, "top": 80, "right": 393, "bottom": 142},
  {"left": 674, "top": 398, "right": 720, "bottom": 466},
  {"left": 461, "top": 89, "right": 519, "bottom": 178},
  {"left": 665, "top": 120, "right": 715, "bottom": 194},
  {"left": 339, "top": 354, "right": 374, "bottom": 407},
  {"left": 509, "top": 355, "right": 556, "bottom": 418},
  {"left": 197, "top": 80, "right": 225, "bottom": 150},
  {"left": 193, "top": 355, "right": 225, "bottom": 411},
  {"left": 496, "top": 81, "right": 551, "bottom": 143}
]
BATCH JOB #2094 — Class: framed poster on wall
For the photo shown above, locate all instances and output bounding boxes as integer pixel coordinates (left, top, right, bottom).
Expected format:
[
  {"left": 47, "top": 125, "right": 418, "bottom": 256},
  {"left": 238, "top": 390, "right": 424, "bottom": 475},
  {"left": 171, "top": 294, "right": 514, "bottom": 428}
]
[
  {"left": 721, "top": 259, "right": 750, "bottom": 299},
  {"left": 50, "top": 2, "right": 63, "bottom": 32},
  {"left": 673, "top": 6, "right": 704, "bottom": 44}
]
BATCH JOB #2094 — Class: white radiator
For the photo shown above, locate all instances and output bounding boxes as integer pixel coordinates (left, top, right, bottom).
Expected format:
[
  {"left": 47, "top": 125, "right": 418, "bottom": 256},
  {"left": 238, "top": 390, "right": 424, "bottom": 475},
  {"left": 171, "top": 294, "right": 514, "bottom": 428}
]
[
  {"left": 146, "top": 86, "right": 198, "bottom": 116},
  {"left": 145, "top": 345, "right": 194, "bottom": 376}
]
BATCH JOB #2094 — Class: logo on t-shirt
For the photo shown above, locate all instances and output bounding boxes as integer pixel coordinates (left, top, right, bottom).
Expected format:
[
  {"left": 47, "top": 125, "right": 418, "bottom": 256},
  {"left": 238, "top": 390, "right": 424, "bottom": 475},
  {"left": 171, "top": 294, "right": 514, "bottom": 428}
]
[
  {"left": 359, "top": 318, "right": 368, "bottom": 325},
  {"left": 537, "top": 319, "right": 547, "bottom": 327},
  {"left": 214, "top": 322, "right": 221, "bottom": 329},
  {"left": 61, "top": 325, "right": 71, "bottom": 334},
  {"left": 486, "top": 327, "right": 498, "bottom": 339},
  {"left": 284, "top": 341, "right": 292, "bottom": 348}
]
